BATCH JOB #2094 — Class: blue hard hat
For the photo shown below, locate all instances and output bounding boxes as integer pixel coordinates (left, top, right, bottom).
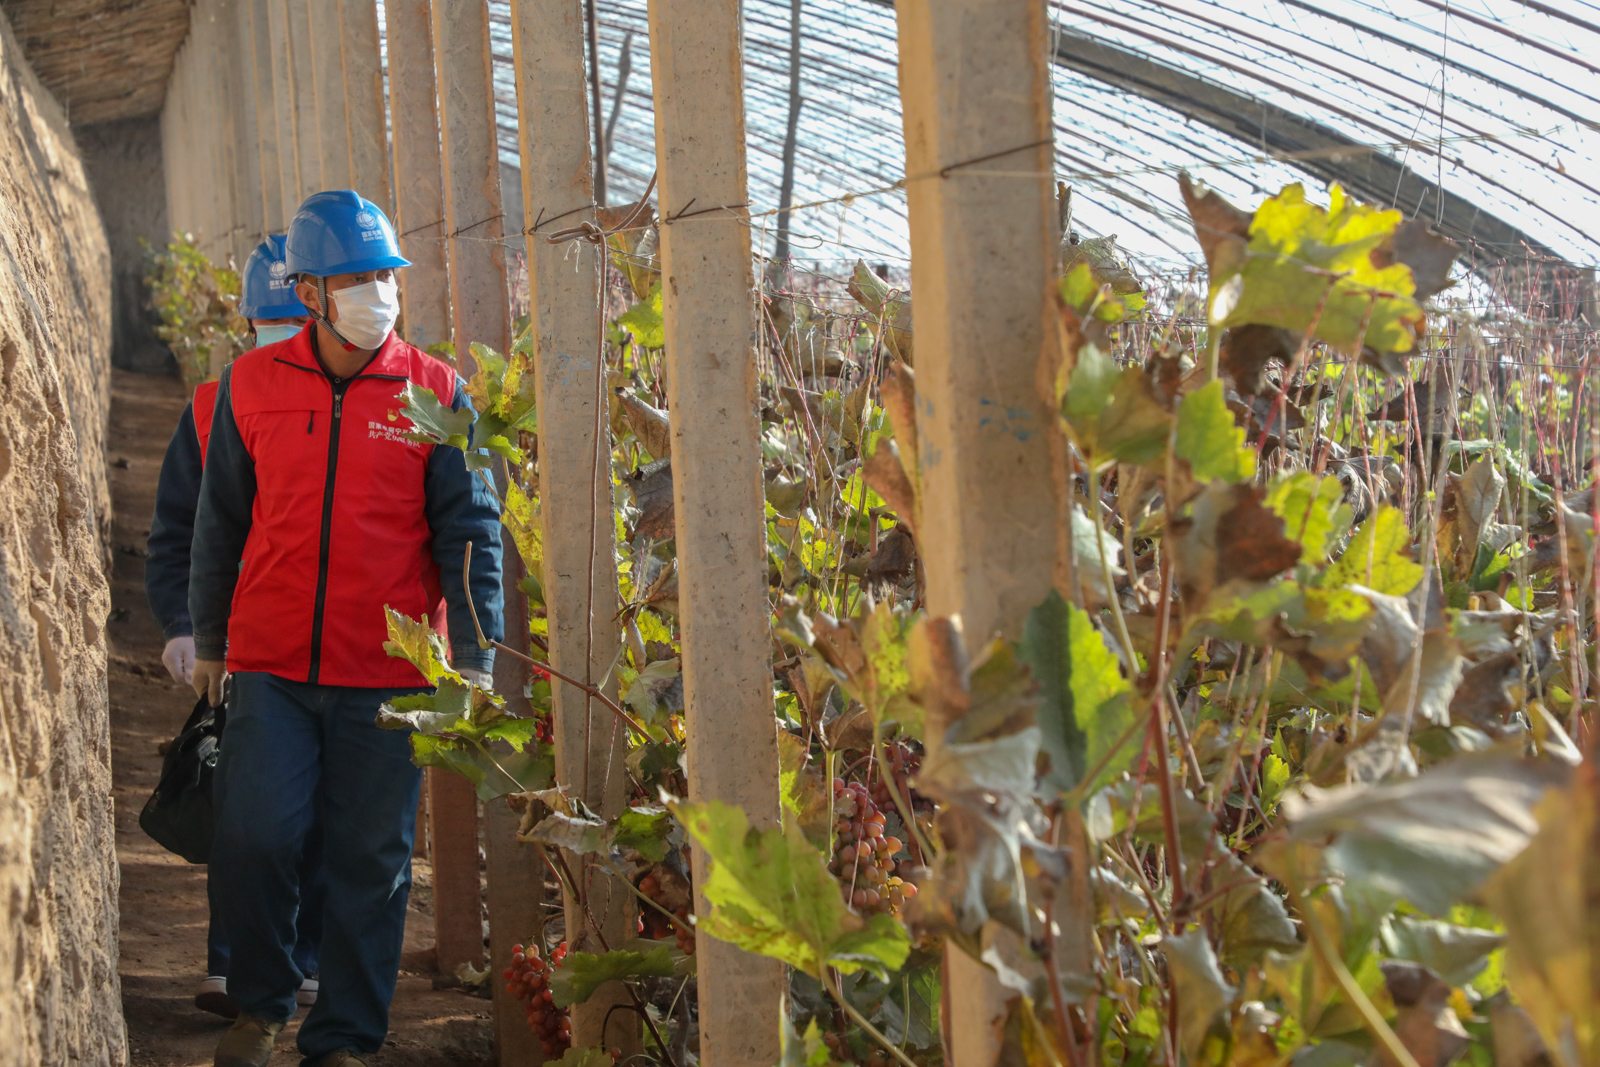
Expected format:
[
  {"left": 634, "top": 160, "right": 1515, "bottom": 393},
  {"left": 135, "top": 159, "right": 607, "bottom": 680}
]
[
  {"left": 284, "top": 190, "right": 411, "bottom": 278},
  {"left": 238, "top": 235, "right": 308, "bottom": 319}
]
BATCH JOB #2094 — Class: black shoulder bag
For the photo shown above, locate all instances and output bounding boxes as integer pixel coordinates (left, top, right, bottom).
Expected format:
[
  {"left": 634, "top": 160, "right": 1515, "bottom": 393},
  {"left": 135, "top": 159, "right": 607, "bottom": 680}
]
[{"left": 139, "top": 696, "right": 226, "bottom": 864}]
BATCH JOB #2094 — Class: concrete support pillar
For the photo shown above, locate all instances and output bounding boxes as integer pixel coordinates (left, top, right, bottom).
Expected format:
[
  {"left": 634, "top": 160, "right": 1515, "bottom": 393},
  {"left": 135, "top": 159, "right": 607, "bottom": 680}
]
[
  {"left": 386, "top": 0, "right": 475, "bottom": 974},
  {"left": 230, "top": 0, "right": 266, "bottom": 249},
  {"left": 386, "top": 0, "right": 452, "bottom": 353},
  {"left": 160, "top": 46, "right": 185, "bottom": 239},
  {"left": 430, "top": 4, "right": 535, "bottom": 1061},
  {"left": 509, "top": 0, "right": 633, "bottom": 1056},
  {"left": 430, "top": 0, "right": 510, "bottom": 358},
  {"left": 340, "top": 0, "right": 392, "bottom": 210},
  {"left": 204, "top": 2, "right": 231, "bottom": 261},
  {"left": 284, "top": 0, "right": 322, "bottom": 196},
  {"left": 249, "top": 0, "right": 286, "bottom": 233},
  {"left": 198, "top": 4, "right": 220, "bottom": 256},
  {"left": 205, "top": 0, "right": 252, "bottom": 266},
  {"left": 268, "top": 0, "right": 301, "bottom": 216},
  {"left": 310, "top": 0, "right": 352, "bottom": 189},
  {"left": 892, "top": 2, "right": 1059, "bottom": 1064},
  {"left": 647, "top": 1, "right": 785, "bottom": 1065}
]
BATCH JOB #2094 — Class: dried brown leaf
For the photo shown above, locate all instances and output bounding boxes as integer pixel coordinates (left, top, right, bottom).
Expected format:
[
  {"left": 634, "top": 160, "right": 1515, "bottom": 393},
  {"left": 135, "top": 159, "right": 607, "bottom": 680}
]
[
  {"left": 1377, "top": 962, "right": 1470, "bottom": 1067},
  {"left": 616, "top": 389, "right": 671, "bottom": 460},
  {"left": 1220, "top": 324, "right": 1299, "bottom": 397},
  {"left": 862, "top": 442, "right": 919, "bottom": 536},
  {"left": 1178, "top": 172, "right": 1253, "bottom": 279},
  {"left": 627, "top": 458, "right": 675, "bottom": 541},
  {"left": 1373, "top": 220, "right": 1459, "bottom": 302}
]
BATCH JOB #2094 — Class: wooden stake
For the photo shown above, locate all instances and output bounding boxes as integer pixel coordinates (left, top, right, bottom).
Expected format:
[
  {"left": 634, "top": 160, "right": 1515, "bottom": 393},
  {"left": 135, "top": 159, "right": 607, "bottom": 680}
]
[
  {"left": 384, "top": 0, "right": 452, "bottom": 354},
  {"left": 647, "top": 1, "right": 785, "bottom": 1064},
  {"left": 427, "top": 767, "right": 484, "bottom": 972},
  {"left": 893, "top": 1, "right": 1060, "bottom": 1063},
  {"left": 509, "top": 0, "right": 634, "bottom": 1054},
  {"left": 339, "top": 0, "right": 392, "bottom": 211},
  {"left": 485, "top": 579, "right": 547, "bottom": 1066}
]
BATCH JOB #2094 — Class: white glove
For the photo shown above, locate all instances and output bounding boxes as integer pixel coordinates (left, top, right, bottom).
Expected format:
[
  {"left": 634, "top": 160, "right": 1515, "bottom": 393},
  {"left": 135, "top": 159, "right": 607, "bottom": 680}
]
[
  {"left": 162, "top": 635, "right": 196, "bottom": 686},
  {"left": 460, "top": 668, "right": 494, "bottom": 690}
]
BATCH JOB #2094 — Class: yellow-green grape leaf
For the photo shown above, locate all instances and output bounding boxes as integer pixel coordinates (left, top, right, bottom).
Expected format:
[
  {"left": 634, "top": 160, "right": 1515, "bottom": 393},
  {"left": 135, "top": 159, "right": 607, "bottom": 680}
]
[
  {"left": 838, "top": 469, "right": 886, "bottom": 514},
  {"left": 1059, "top": 261, "right": 1099, "bottom": 310},
  {"left": 1097, "top": 367, "right": 1173, "bottom": 467},
  {"left": 617, "top": 283, "right": 665, "bottom": 348},
  {"left": 1061, "top": 343, "right": 1120, "bottom": 427},
  {"left": 1222, "top": 183, "right": 1423, "bottom": 355},
  {"left": 671, "top": 799, "right": 910, "bottom": 980},
  {"left": 1259, "top": 753, "right": 1291, "bottom": 815},
  {"left": 549, "top": 946, "right": 676, "bottom": 1007},
  {"left": 1266, "top": 472, "right": 1353, "bottom": 564},
  {"left": 1176, "top": 379, "right": 1255, "bottom": 483},
  {"left": 1326, "top": 505, "right": 1424, "bottom": 595},
  {"left": 633, "top": 609, "right": 676, "bottom": 648},
  {"left": 399, "top": 380, "right": 474, "bottom": 451},
  {"left": 1019, "top": 591, "right": 1135, "bottom": 793},
  {"left": 382, "top": 607, "right": 460, "bottom": 685},
  {"left": 502, "top": 480, "right": 544, "bottom": 580},
  {"left": 860, "top": 601, "right": 915, "bottom": 733}
]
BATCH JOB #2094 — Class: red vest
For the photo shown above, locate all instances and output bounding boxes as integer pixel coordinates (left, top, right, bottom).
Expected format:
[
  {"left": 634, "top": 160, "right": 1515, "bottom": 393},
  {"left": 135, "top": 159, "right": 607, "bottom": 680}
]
[
  {"left": 193, "top": 380, "right": 219, "bottom": 465},
  {"left": 223, "top": 325, "right": 455, "bottom": 687}
]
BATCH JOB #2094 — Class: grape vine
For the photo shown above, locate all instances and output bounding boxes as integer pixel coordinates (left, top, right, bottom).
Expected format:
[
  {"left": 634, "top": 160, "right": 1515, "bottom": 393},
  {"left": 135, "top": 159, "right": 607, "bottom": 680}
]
[{"left": 383, "top": 174, "right": 1600, "bottom": 1067}]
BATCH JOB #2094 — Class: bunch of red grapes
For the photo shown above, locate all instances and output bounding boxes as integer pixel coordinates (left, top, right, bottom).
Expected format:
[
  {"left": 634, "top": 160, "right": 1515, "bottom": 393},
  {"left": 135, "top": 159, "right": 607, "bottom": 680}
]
[
  {"left": 638, "top": 870, "right": 696, "bottom": 955},
  {"left": 504, "top": 940, "right": 571, "bottom": 1057},
  {"left": 531, "top": 710, "right": 554, "bottom": 746},
  {"left": 830, "top": 777, "right": 916, "bottom": 916},
  {"left": 869, "top": 744, "right": 922, "bottom": 814}
]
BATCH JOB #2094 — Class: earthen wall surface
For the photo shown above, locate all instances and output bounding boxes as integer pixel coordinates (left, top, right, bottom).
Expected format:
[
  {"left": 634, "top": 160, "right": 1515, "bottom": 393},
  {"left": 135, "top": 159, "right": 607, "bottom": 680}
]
[{"left": 0, "top": 9, "right": 123, "bottom": 1065}]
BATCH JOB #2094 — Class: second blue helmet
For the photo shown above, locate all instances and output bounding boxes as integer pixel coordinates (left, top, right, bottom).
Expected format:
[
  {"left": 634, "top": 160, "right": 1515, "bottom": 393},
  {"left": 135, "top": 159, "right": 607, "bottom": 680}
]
[
  {"left": 239, "top": 234, "right": 308, "bottom": 319},
  {"left": 284, "top": 190, "right": 411, "bottom": 278}
]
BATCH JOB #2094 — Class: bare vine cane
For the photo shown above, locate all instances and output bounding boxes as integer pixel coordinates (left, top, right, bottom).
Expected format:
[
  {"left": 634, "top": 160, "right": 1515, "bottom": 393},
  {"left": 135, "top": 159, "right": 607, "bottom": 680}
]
[
  {"left": 542, "top": 171, "right": 658, "bottom": 246},
  {"left": 462, "top": 541, "right": 653, "bottom": 739}
]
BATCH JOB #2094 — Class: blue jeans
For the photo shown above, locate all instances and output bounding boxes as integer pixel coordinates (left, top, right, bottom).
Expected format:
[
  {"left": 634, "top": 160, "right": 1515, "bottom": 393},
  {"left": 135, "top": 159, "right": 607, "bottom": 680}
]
[
  {"left": 206, "top": 835, "right": 326, "bottom": 978},
  {"left": 212, "top": 672, "right": 424, "bottom": 1061}
]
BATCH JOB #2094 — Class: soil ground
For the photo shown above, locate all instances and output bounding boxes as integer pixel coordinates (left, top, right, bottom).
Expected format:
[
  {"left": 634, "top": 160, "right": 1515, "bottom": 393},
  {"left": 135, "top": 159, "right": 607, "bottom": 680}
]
[{"left": 107, "top": 368, "right": 496, "bottom": 1066}]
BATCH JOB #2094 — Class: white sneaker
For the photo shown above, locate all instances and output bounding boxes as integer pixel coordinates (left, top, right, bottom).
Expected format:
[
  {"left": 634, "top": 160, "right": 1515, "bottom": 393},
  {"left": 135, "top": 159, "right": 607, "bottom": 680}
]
[
  {"left": 297, "top": 977, "right": 319, "bottom": 1007},
  {"left": 194, "top": 975, "right": 239, "bottom": 1018}
]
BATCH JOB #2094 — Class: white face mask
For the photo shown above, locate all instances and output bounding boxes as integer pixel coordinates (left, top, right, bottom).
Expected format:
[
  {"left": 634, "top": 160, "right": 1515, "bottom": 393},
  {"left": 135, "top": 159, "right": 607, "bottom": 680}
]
[
  {"left": 328, "top": 279, "right": 400, "bottom": 350},
  {"left": 253, "top": 323, "right": 301, "bottom": 348}
]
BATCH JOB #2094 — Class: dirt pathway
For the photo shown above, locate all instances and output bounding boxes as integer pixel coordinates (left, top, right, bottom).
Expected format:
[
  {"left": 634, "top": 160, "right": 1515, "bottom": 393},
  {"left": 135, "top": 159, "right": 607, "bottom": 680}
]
[{"left": 107, "top": 368, "right": 496, "bottom": 1067}]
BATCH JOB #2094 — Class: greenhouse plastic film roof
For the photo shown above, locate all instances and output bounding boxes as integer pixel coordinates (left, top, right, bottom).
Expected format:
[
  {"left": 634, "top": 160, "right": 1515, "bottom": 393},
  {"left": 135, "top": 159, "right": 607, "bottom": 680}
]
[{"left": 481, "top": 0, "right": 1600, "bottom": 273}]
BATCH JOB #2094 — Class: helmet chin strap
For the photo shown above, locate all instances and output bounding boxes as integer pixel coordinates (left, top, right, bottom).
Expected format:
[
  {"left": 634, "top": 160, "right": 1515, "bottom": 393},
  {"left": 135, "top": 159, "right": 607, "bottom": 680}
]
[{"left": 311, "top": 275, "right": 358, "bottom": 352}]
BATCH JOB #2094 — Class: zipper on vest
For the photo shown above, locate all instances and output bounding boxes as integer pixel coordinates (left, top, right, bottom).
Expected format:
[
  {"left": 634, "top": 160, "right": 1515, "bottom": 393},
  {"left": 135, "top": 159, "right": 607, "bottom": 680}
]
[
  {"left": 307, "top": 412, "right": 314, "bottom": 433},
  {"left": 306, "top": 379, "right": 349, "bottom": 684}
]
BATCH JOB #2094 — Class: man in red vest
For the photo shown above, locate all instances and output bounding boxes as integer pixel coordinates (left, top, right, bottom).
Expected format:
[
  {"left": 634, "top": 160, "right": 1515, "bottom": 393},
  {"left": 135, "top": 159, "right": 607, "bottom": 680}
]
[
  {"left": 145, "top": 234, "right": 322, "bottom": 1020},
  {"left": 190, "top": 190, "right": 504, "bottom": 1067}
]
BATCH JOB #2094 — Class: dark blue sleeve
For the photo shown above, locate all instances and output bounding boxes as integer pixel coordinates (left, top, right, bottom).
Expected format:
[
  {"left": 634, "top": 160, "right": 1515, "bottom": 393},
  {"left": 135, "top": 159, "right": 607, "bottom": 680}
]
[
  {"left": 426, "top": 379, "right": 504, "bottom": 673},
  {"left": 189, "top": 367, "right": 257, "bottom": 662},
  {"left": 145, "top": 403, "right": 202, "bottom": 639}
]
